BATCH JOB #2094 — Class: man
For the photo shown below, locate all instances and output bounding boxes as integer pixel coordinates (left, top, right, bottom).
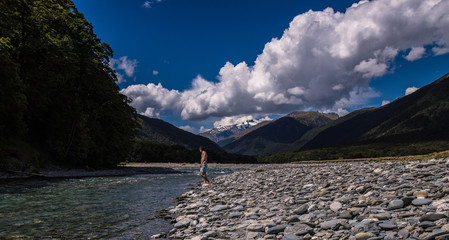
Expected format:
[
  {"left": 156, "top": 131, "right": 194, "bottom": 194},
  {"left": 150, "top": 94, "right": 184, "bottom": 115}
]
[{"left": 199, "top": 146, "right": 210, "bottom": 185}]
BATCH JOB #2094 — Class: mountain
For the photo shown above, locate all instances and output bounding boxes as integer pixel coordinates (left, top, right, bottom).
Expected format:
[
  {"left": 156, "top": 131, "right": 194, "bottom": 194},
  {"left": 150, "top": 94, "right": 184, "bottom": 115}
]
[
  {"left": 199, "top": 119, "right": 270, "bottom": 143},
  {"left": 297, "top": 73, "right": 449, "bottom": 151},
  {"left": 223, "top": 112, "right": 338, "bottom": 156},
  {"left": 217, "top": 121, "right": 272, "bottom": 147},
  {"left": 137, "top": 115, "right": 224, "bottom": 153}
]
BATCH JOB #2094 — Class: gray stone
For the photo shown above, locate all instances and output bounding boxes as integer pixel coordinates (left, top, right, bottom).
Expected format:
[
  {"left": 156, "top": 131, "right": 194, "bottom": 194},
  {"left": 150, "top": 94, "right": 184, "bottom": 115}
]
[
  {"left": 340, "top": 210, "right": 353, "bottom": 219},
  {"left": 398, "top": 228, "right": 410, "bottom": 239},
  {"left": 174, "top": 218, "right": 191, "bottom": 229},
  {"left": 287, "top": 215, "right": 300, "bottom": 223},
  {"left": 330, "top": 202, "right": 342, "bottom": 212},
  {"left": 412, "top": 198, "right": 432, "bottom": 206},
  {"left": 293, "top": 204, "right": 309, "bottom": 215},
  {"left": 419, "top": 221, "right": 436, "bottom": 228},
  {"left": 228, "top": 211, "right": 243, "bottom": 218},
  {"left": 232, "top": 205, "right": 245, "bottom": 211},
  {"left": 265, "top": 224, "right": 287, "bottom": 234},
  {"left": 420, "top": 213, "right": 447, "bottom": 222},
  {"left": 378, "top": 220, "right": 397, "bottom": 230},
  {"left": 424, "top": 230, "right": 449, "bottom": 240},
  {"left": 284, "top": 223, "right": 313, "bottom": 235},
  {"left": 210, "top": 204, "right": 229, "bottom": 212},
  {"left": 246, "top": 231, "right": 264, "bottom": 239},
  {"left": 282, "top": 234, "right": 303, "bottom": 240},
  {"left": 320, "top": 219, "right": 344, "bottom": 230},
  {"left": 247, "top": 224, "right": 265, "bottom": 232},
  {"left": 388, "top": 199, "right": 404, "bottom": 210}
]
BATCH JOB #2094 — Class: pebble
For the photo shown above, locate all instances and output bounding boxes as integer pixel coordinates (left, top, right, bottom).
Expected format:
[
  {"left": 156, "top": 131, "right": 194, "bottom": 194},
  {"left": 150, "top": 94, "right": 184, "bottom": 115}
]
[{"left": 164, "top": 158, "right": 449, "bottom": 239}]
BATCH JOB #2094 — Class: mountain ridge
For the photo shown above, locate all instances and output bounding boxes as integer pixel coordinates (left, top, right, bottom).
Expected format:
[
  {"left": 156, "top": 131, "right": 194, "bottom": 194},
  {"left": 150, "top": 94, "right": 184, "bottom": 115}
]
[
  {"left": 223, "top": 111, "right": 338, "bottom": 155},
  {"left": 137, "top": 115, "right": 224, "bottom": 153}
]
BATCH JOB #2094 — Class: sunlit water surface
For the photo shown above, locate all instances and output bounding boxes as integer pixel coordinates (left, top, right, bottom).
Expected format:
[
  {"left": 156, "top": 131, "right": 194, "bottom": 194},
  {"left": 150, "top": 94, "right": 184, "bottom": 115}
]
[{"left": 0, "top": 168, "right": 232, "bottom": 239}]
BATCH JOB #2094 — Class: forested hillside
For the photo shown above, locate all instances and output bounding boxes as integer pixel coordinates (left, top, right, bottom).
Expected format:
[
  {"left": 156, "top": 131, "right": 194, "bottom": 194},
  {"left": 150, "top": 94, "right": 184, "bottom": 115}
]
[
  {"left": 0, "top": 0, "right": 139, "bottom": 169},
  {"left": 137, "top": 115, "right": 223, "bottom": 153}
]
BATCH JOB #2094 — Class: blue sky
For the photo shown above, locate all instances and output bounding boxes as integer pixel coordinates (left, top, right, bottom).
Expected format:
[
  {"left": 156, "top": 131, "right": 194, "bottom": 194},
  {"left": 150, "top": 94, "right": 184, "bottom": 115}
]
[{"left": 73, "top": 0, "right": 449, "bottom": 133}]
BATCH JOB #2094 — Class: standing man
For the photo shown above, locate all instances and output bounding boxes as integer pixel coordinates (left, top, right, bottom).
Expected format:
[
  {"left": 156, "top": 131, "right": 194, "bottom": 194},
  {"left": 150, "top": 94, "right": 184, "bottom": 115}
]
[{"left": 199, "top": 146, "right": 210, "bottom": 185}]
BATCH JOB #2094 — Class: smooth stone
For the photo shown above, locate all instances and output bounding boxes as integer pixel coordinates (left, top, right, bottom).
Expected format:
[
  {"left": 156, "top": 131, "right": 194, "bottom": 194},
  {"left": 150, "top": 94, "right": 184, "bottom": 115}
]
[
  {"left": 354, "top": 232, "right": 376, "bottom": 240},
  {"left": 282, "top": 234, "right": 302, "bottom": 240},
  {"left": 370, "top": 212, "right": 391, "bottom": 220},
  {"left": 378, "top": 220, "right": 397, "bottom": 230},
  {"left": 246, "top": 231, "right": 264, "bottom": 239},
  {"left": 209, "top": 215, "right": 220, "bottom": 221},
  {"left": 442, "top": 223, "right": 449, "bottom": 231},
  {"left": 247, "top": 224, "right": 265, "bottom": 232},
  {"left": 284, "top": 223, "right": 313, "bottom": 235},
  {"left": 388, "top": 199, "right": 404, "bottom": 210},
  {"left": 232, "top": 205, "right": 245, "bottom": 211},
  {"left": 228, "top": 211, "right": 243, "bottom": 218},
  {"left": 265, "top": 225, "right": 287, "bottom": 234},
  {"left": 420, "top": 213, "right": 447, "bottom": 222},
  {"left": 412, "top": 198, "right": 432, "bottom": 206},
  {"left": 435, "top": 233, "right": 449, "bottom": 240},
  {"left": 330, "top": 202, "right": 343, "bottom": 212},
  {"left": 203, "top": 231, "right": 217, "bottom": 238},
  {"left": 398, "top": 228, "right": 410, "bottom": 239},
  {"left": 419, "top": 221, "right": 436, "bottom": 228},
  {"left": 340, "top": 210, "right": 353, "bottom": 219},
  {"left": 174, "top": 218, "right": 191, "bottom": 229},
  {"left": 424, "top": 229, "right": 449, "bottom": 240},
  {"left": 320, "top": 219, "right": 344, "bottom": 230},
  {"left": 293, "top": 204, "right": 309, "bottom": 215},
  {"left": 287, "top": 215, "right": 300, "bottom": 223},
  {"left": 210, "top": 205, "right": 230, "bottom": 212}
]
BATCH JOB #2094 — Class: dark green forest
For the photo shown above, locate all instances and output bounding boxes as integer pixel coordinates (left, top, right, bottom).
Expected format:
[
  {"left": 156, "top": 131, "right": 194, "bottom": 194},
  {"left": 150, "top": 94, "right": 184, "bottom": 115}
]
[{"left": 0, "top": 0, "right": 140, "bottom": 169}]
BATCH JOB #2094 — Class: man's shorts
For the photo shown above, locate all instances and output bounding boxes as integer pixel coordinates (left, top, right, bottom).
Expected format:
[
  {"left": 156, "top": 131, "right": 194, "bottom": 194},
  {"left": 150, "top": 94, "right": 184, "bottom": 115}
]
[{"left": 200, "top": 163, "right": 207, "bottom": 173}]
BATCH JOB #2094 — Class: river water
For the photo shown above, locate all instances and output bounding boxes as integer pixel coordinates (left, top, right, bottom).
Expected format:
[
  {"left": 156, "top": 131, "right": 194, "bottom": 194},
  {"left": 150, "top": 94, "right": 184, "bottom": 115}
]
[{"left": 0, "top": 168, "right": 232, "bottom": 239}]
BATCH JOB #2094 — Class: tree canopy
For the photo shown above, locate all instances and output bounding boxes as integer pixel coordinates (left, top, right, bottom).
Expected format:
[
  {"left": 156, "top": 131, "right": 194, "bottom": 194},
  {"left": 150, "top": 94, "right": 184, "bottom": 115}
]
[{"left": 0, "top": 0, "right": 139, "bottom": 169}]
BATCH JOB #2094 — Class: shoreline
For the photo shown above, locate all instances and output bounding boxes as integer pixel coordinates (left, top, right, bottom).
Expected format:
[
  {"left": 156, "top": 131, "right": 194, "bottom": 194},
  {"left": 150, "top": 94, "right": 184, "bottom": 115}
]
[
  {"left": 0, "top": 162, "right": 259, "bottom": 181},
  {"left": 166, "top": 158, "right": 449, "bottom": 239}
]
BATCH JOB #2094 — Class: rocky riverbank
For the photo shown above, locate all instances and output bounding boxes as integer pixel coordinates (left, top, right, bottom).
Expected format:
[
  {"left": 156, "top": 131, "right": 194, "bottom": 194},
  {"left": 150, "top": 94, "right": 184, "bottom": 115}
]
[{"left": 166, "top": 158, "right": 449, "bottom": 239}]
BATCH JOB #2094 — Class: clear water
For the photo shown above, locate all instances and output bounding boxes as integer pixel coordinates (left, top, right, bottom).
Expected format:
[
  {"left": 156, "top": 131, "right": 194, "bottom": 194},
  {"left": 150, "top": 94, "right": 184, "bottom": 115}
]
[{"left": 0, "top": 168, "right": 231, "bottom": 239}]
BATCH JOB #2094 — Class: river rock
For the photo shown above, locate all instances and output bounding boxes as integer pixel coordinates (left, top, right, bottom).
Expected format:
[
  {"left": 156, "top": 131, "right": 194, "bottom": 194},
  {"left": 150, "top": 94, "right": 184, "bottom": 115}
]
[
  {"left": 210, "top": 204, "right": 229, "bottom": 212},
  {"left": 420, "top": 213, "right": 447, "bottom": 222},
  {"left": 247, "top": 224, "right": 265, "bottom": 232},
  {"left": 330, "top": 201, "right": 342, "bottom": 212},
  {"left": 293, "top": 204, "right": 309, "bottom": 215},
  {"left": 354, "top": 232, "right": 376, "bottom": 240},
  {"left": 388, "top": 199, "right": 404, "bottom": 210},
  {"left": 165, "top": 158, "right": 449, "bottom": 240},
  {"left": 412, "top": 198, "right": 432, "bottom": 206},
  {"left": 266, "top": 224, "right": 287, "bottom": 234},
  {"left": 284, "top": 223, "right": 313, "bottom": 235}
]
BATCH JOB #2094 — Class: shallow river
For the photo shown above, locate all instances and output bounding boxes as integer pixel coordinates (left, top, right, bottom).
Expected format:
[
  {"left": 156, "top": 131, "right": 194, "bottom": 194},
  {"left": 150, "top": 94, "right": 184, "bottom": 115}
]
[{"left": 0, "top": 168, "right": 232, "bottom": 239}]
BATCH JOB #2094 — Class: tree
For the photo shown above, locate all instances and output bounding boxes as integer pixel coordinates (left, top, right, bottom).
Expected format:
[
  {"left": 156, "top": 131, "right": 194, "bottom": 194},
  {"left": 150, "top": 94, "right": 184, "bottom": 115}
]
[{"left": 0, "top": 0, "right": 140, "bottom": 168}]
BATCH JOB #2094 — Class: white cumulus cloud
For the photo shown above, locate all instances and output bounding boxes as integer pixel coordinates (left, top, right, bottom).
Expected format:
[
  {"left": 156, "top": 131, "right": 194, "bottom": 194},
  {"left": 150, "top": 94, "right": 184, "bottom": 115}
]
[
  {"left": 141, "top": 107, "right": 160, "bottom": 118},
  {"left": 405, "top": 47, "right": 426, "bottom": 61},
  {"left": 405, "top": 86, "right": 419, "bottom": 96},
  {"left": 122, "top": 0, "right": 449, "bottom": 121}
]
